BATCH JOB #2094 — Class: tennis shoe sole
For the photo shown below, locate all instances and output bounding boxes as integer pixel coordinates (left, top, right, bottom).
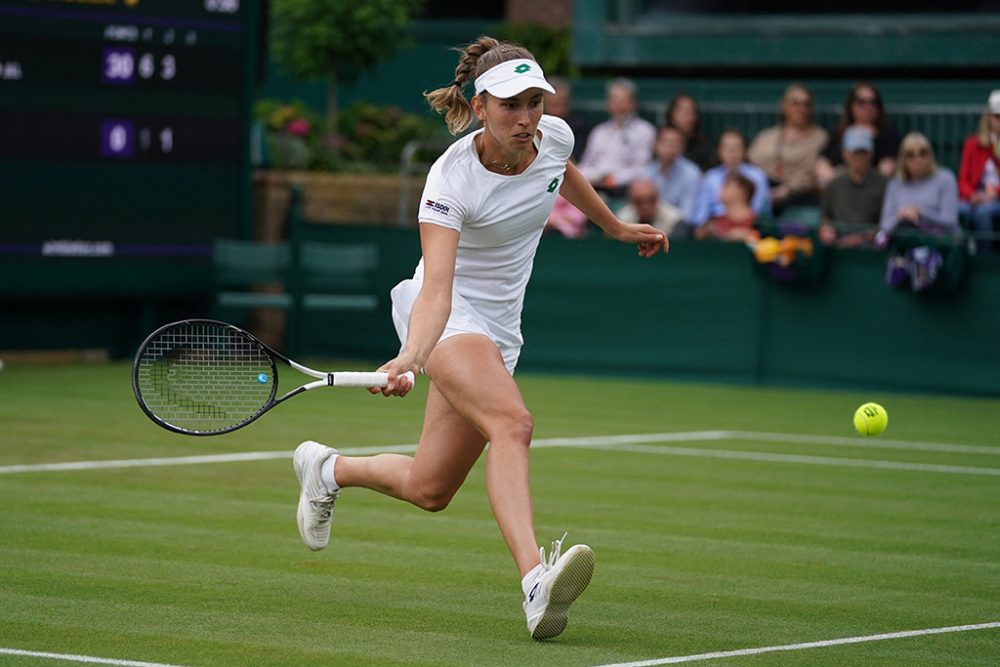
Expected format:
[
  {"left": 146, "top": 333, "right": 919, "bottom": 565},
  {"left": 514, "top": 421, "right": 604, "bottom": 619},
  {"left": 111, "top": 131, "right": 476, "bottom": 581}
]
[{"left": 526, "top": 544, "right": 595, "bottom": 640}]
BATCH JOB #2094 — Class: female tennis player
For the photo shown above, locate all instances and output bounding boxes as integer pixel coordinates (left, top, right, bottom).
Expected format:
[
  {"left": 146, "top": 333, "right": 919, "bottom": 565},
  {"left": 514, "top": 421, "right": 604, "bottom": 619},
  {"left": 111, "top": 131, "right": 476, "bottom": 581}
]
[{"left": 293, "top": 36, "right": 668, "bottom": 640}]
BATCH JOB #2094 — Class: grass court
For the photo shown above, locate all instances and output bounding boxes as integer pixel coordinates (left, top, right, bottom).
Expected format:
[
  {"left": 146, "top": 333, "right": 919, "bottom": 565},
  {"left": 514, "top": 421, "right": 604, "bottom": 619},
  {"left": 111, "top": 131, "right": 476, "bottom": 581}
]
[{"left": 1, "top": 361, "right": 998, "bottom": 666}]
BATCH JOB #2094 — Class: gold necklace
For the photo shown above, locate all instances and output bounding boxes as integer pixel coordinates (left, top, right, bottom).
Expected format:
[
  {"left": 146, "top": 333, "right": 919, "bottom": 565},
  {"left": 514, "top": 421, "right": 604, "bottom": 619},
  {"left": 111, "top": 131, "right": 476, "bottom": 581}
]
[{"left": 487, "top": 157, "right": 518, "bottom": 172}]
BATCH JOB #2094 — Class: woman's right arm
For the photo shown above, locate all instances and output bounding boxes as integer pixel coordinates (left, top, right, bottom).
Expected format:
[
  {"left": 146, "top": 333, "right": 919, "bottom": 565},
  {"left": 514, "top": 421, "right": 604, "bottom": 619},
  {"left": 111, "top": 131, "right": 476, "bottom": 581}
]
[{"left": 373, "top": 223, "right": 459, "bottom": 396}]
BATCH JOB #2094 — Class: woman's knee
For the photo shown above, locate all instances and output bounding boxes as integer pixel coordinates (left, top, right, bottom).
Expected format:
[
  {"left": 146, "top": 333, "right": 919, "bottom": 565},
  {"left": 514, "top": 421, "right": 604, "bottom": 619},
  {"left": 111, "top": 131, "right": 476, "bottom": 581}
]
[
  {"left": 513, "top": 409, "right": 535, "bottom": 444},
  {"left": 972, "top": 204, "right": 999, "bottom": 230},
  {"left": 487, "top": 408, "right": 534, "bottom": 448},
  {"left": 407, "top": 480, "right": 458, "bottom": 512}
]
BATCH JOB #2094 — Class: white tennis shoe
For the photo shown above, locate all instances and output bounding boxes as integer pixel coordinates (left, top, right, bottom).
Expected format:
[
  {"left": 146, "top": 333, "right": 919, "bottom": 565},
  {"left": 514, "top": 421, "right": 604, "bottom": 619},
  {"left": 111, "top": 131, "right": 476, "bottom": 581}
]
[
  {"left": 293, "top": 440, "right": 340, "bottom": 551},
  {"left": 523, "top": 533, "right": 595, "bottom": 640}
]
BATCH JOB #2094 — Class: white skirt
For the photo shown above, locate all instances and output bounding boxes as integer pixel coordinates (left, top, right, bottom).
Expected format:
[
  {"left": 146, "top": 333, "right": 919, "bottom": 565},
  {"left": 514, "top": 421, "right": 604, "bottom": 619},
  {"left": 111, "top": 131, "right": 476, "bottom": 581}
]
[{"left": 390, "top": 278, "right": 520, "bottom": 374}]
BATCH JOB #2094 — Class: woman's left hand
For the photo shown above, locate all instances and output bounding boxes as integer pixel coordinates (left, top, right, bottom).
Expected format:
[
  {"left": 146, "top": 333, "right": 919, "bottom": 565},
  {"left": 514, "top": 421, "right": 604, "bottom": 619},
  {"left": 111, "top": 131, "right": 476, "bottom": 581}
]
[{"left": 611, "top": 221, "right": 669, "bottom": 257}]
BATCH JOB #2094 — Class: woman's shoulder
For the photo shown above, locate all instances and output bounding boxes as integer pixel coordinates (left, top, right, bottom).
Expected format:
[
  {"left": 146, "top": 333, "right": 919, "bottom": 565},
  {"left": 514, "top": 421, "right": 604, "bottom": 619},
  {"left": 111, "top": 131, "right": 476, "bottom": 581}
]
[
  {"left": 807, "top": 124, "right": 829, "bottom": 142},
  {"left": 426, "top": 135, "right": 481, "bottom": 188},
  {"left": 751, "top": 125, "right": 782, "bottom": 143},
  {"left": 962, "top": 134, "right": 986, "bottom": 151},
  {"left": 538, "top": 114, "right": 575, "bottom": 157},
  {"left": 934, "top": 166, "right": 958, "bottom": 185},
  {"left": 539, "top": 114, "right": 572, "bottom": 137}
]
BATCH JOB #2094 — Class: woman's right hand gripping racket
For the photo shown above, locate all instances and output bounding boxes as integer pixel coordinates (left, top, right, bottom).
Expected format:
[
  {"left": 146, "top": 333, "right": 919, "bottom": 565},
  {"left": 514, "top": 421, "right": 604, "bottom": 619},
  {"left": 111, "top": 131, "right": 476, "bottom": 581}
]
[{"left": 132, "top": 319, "right": 414, "bottom": 436}]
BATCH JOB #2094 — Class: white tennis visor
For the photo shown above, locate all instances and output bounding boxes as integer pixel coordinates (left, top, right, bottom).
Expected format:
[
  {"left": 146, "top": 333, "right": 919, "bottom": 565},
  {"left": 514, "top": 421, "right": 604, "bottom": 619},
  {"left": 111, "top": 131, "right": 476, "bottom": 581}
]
[{"left": 473, "top": 58, "right": 555, "bottom": 98}]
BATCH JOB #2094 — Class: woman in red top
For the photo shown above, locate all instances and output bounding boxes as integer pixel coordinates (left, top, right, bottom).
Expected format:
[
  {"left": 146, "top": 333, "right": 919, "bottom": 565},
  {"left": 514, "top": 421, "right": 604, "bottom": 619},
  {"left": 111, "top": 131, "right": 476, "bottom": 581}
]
[{"left": 958, "top": 90, "right": 1000, "bottom": 253}]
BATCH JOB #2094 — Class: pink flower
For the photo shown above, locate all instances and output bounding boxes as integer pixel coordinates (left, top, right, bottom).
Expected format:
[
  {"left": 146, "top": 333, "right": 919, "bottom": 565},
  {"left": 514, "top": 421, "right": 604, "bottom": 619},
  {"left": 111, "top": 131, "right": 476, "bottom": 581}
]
[{"left": 286, "top": 118, "right": 311, "bottom": 137}]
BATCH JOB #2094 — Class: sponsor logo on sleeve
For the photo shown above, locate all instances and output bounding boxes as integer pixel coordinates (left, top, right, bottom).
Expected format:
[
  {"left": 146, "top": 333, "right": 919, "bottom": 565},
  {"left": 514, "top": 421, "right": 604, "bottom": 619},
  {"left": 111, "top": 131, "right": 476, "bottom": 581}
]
[{"left": 424, "top": 199, "right": 450, "bottom": 215}]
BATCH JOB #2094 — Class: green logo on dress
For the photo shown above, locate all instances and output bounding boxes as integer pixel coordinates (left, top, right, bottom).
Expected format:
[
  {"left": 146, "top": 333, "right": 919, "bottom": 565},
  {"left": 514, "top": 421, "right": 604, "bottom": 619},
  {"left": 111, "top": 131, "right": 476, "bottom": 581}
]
[
  {"left": 547, "top": 178, "right": 560, "bottom": 193},
  {"left": 514, "top": 63, "right": 531, "bottom": 74}
]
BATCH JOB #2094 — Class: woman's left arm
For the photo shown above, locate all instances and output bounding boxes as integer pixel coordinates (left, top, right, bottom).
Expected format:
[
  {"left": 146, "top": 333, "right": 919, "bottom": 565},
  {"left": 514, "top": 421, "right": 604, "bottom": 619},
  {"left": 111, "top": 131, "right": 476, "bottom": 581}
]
[
  {"left": 938, "top": 171, "right": 960, "bottom": 227},
  {"left": 559, "top": 161, "right": 669, "bottom": 257}
]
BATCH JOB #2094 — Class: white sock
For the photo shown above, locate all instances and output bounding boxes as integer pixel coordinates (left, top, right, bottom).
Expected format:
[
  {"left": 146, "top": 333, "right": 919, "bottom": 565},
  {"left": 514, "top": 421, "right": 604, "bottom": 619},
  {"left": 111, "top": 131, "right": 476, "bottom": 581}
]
[
  {"left": 521, "top": 563, "right": 545, "bottom": 598},
  {"left": 319, "top": 453, "right": 340, "bottom": 493}
]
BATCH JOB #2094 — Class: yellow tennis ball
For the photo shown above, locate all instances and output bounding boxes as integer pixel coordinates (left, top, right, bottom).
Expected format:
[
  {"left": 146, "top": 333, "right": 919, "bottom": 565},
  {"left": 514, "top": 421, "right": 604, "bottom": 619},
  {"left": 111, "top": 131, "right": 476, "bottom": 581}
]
[{"left": 854, "top": 402, "right": 888, "bottom": 436}]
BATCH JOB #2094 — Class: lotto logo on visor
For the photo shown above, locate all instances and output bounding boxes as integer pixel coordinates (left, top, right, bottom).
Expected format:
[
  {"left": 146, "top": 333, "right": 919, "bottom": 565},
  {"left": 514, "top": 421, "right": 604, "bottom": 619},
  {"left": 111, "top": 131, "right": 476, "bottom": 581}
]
[
  {"left": 474, "top": 58, "right": 555, "bottom": 98},
  {"left": 425, "top": 199, "right": 450, "bottom": 214}
]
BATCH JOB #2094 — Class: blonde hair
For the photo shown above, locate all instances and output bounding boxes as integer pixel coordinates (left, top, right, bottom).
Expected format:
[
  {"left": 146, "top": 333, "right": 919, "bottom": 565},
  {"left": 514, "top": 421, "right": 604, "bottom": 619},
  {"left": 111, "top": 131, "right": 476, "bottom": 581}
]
[
  {"left": 896, "top": 131, "right": 938, "bottom": 181},
  {"left": 423, "top": 35, "right": 535, "bottom": 136},
  {"left": 779, "top": 82, "right": 815, "bottom": 126},
  {"left": 976, "top": 111, "right": 996, "bottom": 147}
]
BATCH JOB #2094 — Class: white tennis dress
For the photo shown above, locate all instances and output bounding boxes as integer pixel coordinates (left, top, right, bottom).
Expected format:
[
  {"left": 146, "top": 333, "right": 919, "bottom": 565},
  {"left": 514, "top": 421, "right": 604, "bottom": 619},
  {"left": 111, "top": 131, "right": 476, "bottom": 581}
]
[{"left": 391, "top": 114, "right": 574, "bottom": 373}]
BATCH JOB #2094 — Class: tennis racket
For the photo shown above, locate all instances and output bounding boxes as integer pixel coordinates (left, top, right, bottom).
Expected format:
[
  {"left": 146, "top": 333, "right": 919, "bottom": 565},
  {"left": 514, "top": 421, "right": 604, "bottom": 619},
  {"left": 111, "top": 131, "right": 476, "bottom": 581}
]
[{"left": 132, "top": 318, "right": 413, "bottom": 436}]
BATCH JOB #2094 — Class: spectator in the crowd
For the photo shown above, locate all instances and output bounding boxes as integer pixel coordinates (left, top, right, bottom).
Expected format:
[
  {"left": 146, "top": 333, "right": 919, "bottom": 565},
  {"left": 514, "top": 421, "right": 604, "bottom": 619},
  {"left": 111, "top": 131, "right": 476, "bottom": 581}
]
[
  {"left": 691, "top": 129, "right": 772, "bottom": 228},
  {"left": 748, "top": 83, "right": 828, "bottom": 214},
  {"left": 544, "top": 76, "right": 591, "bottom": 162},
  {"left": 816, "top": 82, "right": 901, "bottom": 188},
  {"left": 819, "top": 126, "right": 888, "bottom": 248},
  {"left": 957, "top": 89, "right": 1000, "bottom": 253},
  {"left": 666, "top": 93, "right": 713, "bottom": 169},
  {"left": 878, "top": 132, "right": 959, "bottom": 240},
  {"left": 544, "top": 195, "right": 589, "bottom": 239},
  {"left": 616, "top": 178, "right": 684, "bottom": 236},
  {"left": 577, "top": 77, "right": 657, "bottom": 197},
  {"left": 644, "top": 124, "right": 702, "bottom": 223},
  {"left": 693, "top": 172, "right": 757, "bottom": 242}
]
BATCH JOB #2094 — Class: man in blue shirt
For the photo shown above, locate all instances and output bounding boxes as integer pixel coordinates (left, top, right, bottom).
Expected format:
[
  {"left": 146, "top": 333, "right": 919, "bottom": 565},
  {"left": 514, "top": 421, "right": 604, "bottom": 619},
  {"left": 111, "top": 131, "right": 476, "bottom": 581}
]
[{"left": 644, "top": 125, "right": 702, "bottom": 223}]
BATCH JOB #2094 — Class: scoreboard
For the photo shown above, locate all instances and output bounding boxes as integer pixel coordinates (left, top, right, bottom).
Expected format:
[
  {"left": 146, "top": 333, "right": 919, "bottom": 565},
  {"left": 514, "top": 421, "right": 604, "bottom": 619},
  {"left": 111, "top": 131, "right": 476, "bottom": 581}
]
[{"left": 0, "top": 0, "right": 260, "bottom": 258}]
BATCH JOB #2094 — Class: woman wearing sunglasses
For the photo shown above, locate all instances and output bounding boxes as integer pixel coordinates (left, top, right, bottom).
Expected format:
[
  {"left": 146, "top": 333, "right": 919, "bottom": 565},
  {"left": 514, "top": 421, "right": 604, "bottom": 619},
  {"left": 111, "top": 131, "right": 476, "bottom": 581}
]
[
  {"left": 878, "top": 132, "right": 959, "bottom": 238},
  {"left": 747, "top": 83, "right": 828, "bottom": 215},
  {"left": 816, "top": 82, "right": 901, "bottom": 188}
]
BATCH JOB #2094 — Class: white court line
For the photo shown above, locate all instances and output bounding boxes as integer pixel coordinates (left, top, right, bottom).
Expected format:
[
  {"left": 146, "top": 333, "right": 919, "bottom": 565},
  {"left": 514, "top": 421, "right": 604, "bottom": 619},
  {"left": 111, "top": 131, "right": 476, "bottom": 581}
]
[
  {"left": 1, "top": 431, "right": 997, "bottom": 476},
  {"left": 577, "top": 442, "right": 1000, "bottom": 477},
  {"left": 0, "top": 647, "right": 190, "bottom": 667},
  {"left": 587, "top": 621, "right": 1000, "bottom": 667},
  {"left": 724, "top": 430, "right": 1000, "bottom": 456},
  {"left": 0, "top": 432, "right": 719, "bottom": 475},
  {"left": 0, "top": 444, "right": 416, "bottom": 475}
]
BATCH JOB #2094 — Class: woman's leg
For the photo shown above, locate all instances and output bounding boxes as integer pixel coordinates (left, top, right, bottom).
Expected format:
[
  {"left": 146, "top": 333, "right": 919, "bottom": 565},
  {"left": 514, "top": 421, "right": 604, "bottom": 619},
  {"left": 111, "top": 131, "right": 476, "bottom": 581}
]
[
  {"left": 422, "top": 334, "right": 541, "bottom": 577},
  {"left": 970, "top": 201, "right": 1000, "bottom": 254},
  {"left": 300, "top": 332, "right": 592, "bottom": 639},
  {"left": 334, "top": 333, "right": 541, "bottom": 576},
  {"left": 334, "top": 381, "right": 486, "bottom": 512},
  {"left": 293, "top": 380, "right": 487, "bottom": 552}
]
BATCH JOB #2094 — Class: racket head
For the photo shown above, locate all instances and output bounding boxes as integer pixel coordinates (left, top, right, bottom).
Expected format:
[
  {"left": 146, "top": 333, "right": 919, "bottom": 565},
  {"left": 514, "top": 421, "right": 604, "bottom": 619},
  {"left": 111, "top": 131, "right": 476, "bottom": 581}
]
[{"left": 132, "top": 319, "right": 278, "bottom": 435}]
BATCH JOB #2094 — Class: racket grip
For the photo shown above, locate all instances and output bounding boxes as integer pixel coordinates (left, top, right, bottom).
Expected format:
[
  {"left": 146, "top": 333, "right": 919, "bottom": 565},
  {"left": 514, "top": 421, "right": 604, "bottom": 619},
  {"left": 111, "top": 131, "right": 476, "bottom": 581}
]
[{"left": 329, "top": 371, "right": 416, "bottom": 388}]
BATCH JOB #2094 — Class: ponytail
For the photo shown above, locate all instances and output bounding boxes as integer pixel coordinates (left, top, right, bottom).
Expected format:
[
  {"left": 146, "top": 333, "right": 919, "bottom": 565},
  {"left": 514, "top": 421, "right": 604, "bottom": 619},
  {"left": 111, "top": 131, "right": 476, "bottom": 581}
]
[{"left": 424, "top": 35, "right": 534, "bottom": 136}]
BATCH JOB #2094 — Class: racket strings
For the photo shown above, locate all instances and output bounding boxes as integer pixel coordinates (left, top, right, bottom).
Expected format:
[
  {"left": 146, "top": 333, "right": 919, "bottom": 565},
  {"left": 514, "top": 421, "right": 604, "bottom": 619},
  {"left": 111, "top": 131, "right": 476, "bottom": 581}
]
[{"left": 135, "top": 322, "right": 274, "bottom": 433}]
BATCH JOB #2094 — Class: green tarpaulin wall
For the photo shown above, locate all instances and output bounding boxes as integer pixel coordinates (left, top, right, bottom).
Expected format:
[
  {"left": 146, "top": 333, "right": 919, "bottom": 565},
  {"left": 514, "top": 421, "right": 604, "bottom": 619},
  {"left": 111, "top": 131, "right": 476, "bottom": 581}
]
[
  {"left": 3, "top": 226, "right": 996, "bottom": 396},
  {"left": 297, "top": 226, "right": 1000, "bottom": 397}
]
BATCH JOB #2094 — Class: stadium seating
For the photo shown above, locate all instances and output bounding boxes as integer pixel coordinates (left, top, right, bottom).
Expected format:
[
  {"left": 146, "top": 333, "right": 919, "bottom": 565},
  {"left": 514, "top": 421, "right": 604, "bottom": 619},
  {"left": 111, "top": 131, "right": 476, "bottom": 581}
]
[{"left": 214, "top": 189, "right": 380, "bottom": 353}]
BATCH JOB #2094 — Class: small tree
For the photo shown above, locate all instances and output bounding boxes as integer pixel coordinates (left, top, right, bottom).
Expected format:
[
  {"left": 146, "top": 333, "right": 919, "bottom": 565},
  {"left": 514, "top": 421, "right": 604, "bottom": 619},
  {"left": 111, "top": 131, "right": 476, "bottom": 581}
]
[{"left": 269, "top": 0, "right": 423, "bottom": 131}]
